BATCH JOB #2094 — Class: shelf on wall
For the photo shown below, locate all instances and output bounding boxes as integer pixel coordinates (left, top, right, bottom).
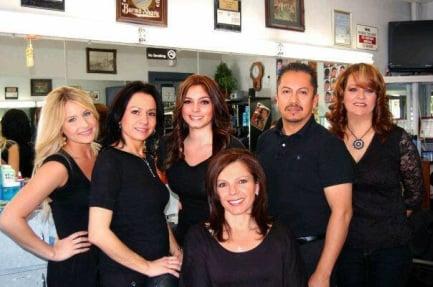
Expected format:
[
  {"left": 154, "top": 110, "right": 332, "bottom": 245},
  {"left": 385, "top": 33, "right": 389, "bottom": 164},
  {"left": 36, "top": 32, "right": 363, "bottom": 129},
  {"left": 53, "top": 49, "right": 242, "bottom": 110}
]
[
  {"left": 0, "top": 100, "right": 44, "bottom": 108},
  {"left": 384, "top": 75, "right": 433, "bottom": 83}
]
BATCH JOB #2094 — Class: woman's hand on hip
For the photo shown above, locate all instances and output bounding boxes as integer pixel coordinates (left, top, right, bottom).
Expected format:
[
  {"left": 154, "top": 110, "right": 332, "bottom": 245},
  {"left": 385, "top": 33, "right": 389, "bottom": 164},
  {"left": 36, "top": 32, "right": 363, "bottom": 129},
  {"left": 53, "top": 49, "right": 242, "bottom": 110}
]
[
  {"left": 144, "top": 256, "right": 181, "bottom": 278},
  {"left": 52, "top": 231, "right": 91, "bottom": 261}
]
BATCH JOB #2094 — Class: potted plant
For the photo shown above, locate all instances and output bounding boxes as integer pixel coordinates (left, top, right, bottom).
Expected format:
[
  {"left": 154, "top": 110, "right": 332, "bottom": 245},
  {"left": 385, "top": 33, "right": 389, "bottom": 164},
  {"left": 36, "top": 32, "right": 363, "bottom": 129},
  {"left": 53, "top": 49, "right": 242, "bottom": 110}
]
[{"left": 214, "top": 62, "right": 237, "bottom": 97}]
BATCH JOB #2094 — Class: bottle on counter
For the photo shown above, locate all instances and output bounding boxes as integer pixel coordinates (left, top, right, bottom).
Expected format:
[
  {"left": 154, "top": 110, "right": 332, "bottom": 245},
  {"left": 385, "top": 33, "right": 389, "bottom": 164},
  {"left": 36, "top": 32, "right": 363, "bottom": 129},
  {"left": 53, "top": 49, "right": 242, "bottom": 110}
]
[{"left": 0, "top": 165, "right": 21, "bottom": 201}]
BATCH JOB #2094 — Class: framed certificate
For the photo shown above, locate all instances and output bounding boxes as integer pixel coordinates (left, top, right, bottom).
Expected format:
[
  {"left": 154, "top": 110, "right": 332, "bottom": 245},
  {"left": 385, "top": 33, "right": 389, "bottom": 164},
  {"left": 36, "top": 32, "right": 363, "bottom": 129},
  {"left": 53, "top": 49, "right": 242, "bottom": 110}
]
[
  {"left": 214, "top": 0, "right": 241, "bottom": 31},
  {"left": 5, "top": 87, "right": 18, "bottom": 99},
  {"left": 333, "top": 10, "right": 352, "bottom": 47}
]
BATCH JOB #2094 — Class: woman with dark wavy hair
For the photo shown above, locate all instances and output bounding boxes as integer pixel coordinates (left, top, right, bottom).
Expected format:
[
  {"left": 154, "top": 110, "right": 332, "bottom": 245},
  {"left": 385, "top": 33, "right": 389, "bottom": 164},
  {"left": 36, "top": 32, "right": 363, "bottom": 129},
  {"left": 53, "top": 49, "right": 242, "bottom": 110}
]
[
  {"left": 158, "top": 74, "right": 244, "bottom": 245},
  {"left": 326, "top": 63, "right": 423, "bottom": 287},
  {"left": 89, "top": 81, "right": 181, "bottom": 287},
  {"left": 180, "top": 149, "right": 305, "bottom": 287},
  {"left": 1, "top": 109, "right": 35, "bottom": 177}
]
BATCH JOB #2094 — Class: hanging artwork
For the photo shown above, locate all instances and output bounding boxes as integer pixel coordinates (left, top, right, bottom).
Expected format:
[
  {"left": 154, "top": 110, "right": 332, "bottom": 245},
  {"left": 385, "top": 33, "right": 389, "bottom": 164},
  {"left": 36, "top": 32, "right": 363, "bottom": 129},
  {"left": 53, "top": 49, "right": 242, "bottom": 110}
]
[{"left": 265, "top": 0, "right": 305, "bottom": 31}]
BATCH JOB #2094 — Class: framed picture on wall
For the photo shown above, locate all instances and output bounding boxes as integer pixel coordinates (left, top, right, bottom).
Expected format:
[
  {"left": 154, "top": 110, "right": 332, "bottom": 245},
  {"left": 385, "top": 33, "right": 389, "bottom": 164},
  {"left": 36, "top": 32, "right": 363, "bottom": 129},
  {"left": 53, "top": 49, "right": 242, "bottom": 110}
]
[
  {"left": 333, "top": 9, "right": 352, "bottom": 47},
  {"left": 265, "top": 0, "right": 305, "bottom": 32},
  {"left": 116, "top": 0, "right": 167, "bottom": 26},
  {"left": 21, "top": 0, "right": 65, "bottom": 11},
  {"left": 86, "top": 48, "right": 117, "bottom": 74},
  {"left": 214, "top": 0, "right": 242, "bottom": 32},
  {"left": 5, "top": 87, "right": 19, "bottom": 99},
  {"left": 31, "top": 79, "right": 52, "bottom": 97}
]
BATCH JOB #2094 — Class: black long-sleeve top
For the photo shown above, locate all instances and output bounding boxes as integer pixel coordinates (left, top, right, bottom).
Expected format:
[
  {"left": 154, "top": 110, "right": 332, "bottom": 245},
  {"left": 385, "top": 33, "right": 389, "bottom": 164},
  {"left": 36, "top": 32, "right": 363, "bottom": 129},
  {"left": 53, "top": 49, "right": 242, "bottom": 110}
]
[
  {"left": 346, "top": 126, "right": 424, "bottom": 249},
  {"left": 179, "top": 221, "right": 307, "bottom": 287}
]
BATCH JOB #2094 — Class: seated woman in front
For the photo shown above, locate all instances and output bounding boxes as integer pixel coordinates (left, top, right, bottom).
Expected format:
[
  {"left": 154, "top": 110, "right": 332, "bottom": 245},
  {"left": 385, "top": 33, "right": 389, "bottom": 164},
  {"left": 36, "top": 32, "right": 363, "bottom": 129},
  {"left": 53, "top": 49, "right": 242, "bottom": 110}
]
[{"left": 180, "top": 148, "right": 306, "bottom": 287}]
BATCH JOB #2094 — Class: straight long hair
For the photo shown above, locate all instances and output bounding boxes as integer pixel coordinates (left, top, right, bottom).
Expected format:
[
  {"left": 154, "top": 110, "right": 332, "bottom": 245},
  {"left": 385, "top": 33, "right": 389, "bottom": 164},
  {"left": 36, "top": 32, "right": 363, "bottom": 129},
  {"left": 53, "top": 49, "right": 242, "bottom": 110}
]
[{"left": 206, "top": 149, "right": 271, "bottom": 242}]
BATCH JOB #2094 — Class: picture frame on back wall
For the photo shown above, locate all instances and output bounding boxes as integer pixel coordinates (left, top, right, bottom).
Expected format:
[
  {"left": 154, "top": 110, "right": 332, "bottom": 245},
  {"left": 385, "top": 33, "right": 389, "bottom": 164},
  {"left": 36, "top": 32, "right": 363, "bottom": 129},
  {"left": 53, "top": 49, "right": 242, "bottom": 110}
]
[
  {"left": 21, "top": 0, "right": 65, "bottom": 11},
  {"left": 31, "top": 79, "right": 52, "bottom": 97},
  {"left": 86, "top": 48, "right": 117, "bottom": 74},
  {"left": 333, "top": 9, "right": 352, "bottom": 47},
  {"left": 116, "top": 0, "right": 167, "bottom": 27},
  {"left": 265, "top": 0, "right": 305, "bottom": 32},
  {"left": 5, "top": 87, "right": 19, "bottom": 100}
]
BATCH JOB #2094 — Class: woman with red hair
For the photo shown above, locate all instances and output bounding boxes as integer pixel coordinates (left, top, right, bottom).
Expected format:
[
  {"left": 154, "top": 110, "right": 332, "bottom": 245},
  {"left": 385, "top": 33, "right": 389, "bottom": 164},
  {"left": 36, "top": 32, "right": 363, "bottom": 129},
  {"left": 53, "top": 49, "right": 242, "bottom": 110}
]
[{"left": 327, "top": 63, "right": 423, "bottom": 287}]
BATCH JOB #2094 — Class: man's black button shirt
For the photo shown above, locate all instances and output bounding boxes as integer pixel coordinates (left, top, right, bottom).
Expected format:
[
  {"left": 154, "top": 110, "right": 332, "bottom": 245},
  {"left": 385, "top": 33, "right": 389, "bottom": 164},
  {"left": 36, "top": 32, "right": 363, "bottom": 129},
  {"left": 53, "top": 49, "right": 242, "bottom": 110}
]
[{"left": 256, "top": 116, "right": 353, "bottom": 237}]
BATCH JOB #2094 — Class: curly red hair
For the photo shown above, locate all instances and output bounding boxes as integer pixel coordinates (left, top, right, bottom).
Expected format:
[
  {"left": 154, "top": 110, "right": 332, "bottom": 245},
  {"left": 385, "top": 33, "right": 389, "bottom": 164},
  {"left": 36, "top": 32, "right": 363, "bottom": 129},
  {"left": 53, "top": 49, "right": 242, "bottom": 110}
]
[{"left": 326, "top": 63, "right": 394, "bottom": 140}]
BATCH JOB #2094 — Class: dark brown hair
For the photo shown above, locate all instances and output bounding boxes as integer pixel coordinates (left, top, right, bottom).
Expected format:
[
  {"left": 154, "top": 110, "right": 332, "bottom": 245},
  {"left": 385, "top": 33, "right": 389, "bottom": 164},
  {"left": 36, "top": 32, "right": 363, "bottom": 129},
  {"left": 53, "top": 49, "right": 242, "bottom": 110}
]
[
  {"left": 206, "top": 148, "right": 271, "bottom": 242},
  {"left": 163, "top": 74, "right": 231, "bottom": 169},
  {"left": 326, "top": 63, "right": 394, "bottom": 140}
]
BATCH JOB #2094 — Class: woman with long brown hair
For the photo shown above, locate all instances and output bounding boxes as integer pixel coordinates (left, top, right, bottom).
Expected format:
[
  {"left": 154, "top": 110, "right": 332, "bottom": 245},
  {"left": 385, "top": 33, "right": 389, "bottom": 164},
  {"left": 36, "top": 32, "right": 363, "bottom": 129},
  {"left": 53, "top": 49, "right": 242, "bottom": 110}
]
[
  {"left": 158, "top": 74, "right": 244, "bottom": 245},
  {"left": 327, "top": 63, "right": 423, "bottom": 287},
  {"left": 179, "top": 149, "right": 305, "bottom": 286}
]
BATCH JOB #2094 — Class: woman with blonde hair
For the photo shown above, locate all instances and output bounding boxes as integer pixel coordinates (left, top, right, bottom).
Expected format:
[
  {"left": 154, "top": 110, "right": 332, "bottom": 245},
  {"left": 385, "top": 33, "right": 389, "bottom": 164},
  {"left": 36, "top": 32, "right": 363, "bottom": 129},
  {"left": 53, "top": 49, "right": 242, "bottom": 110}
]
[
  {"left": 0, "top": 86, "right": 99, "bottom": 286},
  {"left": 327, "top": 63, "right": 423, "bottom": 286}
]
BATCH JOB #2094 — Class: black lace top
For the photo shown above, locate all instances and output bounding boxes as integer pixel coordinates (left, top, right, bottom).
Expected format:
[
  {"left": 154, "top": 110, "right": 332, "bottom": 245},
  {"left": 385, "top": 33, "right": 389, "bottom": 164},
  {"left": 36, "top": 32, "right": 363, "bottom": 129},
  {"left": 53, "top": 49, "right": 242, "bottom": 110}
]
[{"left": 346, "top": 126, "right": 424, "bottom": 249}]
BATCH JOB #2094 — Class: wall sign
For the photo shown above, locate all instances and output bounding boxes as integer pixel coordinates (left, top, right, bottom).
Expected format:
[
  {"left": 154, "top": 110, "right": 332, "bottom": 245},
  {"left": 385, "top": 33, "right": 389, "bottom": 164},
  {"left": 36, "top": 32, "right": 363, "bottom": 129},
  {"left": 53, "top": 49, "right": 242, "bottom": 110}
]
[
  {"left": 116, "top": 0, "right": 167, "bottom": 27},
  {"left": 356, "top": 24, "right": 378, "bottom": 50},
  {"left": 146, "top": 48, "right": 177, "bottom": 60}
]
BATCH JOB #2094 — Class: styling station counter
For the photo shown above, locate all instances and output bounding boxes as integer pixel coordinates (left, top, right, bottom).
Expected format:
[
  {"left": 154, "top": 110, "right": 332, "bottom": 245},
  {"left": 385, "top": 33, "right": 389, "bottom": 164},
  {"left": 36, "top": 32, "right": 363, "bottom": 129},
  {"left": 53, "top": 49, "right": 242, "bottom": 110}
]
[{"left": 0, "top": 207, "right": 55, "bottom": 287}]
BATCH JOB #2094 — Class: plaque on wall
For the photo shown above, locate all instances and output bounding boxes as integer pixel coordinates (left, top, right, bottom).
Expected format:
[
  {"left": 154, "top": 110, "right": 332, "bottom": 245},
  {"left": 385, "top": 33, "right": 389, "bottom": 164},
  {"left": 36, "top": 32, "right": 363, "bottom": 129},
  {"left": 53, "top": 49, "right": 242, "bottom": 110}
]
[
  {"left": 214, "top": 0, "right": 241, "bottom": 32},
  {"left": 116, "top": 0, "right": 167, "bottom": 27},
  {"left": 5, "top": 87, "right": 18, "bottom": 100}
]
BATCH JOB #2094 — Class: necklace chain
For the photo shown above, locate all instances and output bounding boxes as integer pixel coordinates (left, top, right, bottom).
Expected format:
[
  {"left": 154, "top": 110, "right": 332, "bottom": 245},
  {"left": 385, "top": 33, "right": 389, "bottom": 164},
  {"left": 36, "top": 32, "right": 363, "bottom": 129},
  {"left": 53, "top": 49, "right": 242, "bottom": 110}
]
[
  {"left": 142, "top": 158, "right": 156, "bottom": 178},
  {"left": 347, "top": 126, "right": 372, "bottom": 150}
]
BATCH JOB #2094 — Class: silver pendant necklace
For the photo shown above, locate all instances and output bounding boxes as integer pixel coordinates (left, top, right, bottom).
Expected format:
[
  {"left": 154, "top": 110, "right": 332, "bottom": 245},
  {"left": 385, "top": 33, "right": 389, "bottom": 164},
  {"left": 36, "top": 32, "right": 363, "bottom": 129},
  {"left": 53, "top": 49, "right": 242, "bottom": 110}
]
[
  {"left": 142, "top": 157, "right": 156, "bottom": 178},
  {"left": 347, "top": 125, "right": 372, "bottom": 150}
]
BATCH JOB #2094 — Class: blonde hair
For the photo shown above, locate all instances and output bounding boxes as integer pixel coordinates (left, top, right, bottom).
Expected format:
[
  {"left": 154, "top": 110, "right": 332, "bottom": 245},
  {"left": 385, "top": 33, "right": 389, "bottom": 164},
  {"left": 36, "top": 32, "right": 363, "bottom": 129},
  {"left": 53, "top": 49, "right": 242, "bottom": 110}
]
[
  {"left": 35, "top": 87, "right": 99, "bottom": 218},
  {"left": 34, "top": 86, "right": 99, "bottom": 171}
]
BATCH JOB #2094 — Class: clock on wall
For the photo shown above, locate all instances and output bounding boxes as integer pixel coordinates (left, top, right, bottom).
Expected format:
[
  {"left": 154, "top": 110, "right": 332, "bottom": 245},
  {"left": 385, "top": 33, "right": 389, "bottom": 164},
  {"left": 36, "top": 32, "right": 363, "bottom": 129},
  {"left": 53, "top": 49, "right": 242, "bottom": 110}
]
[{"left": 250, "top": 62, "right": 264, "bottom": 91}]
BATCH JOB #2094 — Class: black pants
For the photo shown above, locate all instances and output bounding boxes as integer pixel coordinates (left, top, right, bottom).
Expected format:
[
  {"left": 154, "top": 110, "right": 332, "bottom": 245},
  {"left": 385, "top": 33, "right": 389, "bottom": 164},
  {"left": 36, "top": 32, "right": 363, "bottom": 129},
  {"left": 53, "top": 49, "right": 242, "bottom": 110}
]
[
  {"left": 299, "top": 239, "right": 337, "bottom": 287},
  {"left": 100, "top": 271, "right": 178, "bottom": 287},
  {"left": 337, "top": 244, "right": 412, "bottom": 287}
]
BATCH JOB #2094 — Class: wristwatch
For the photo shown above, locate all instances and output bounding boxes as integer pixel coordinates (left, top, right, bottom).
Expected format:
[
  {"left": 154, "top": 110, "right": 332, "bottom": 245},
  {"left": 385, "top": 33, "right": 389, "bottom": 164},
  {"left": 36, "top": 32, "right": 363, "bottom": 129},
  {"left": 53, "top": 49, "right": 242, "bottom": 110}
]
[{"left": 250, "top": 62, "right": 264, "bottom": 91}]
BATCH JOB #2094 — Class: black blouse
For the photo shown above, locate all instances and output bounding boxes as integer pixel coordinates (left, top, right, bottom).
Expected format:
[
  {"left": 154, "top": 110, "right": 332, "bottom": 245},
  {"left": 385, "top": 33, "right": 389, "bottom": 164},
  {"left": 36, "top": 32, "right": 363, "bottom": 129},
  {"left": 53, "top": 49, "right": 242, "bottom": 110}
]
[
  {"left": 159, "top": 136, "right": 244, "bottom": 244},
  {"left": 346, "top": 126, "right": 423, "bottom": 249},
  {"left": 89, "top": 147, "right": 170, "bottom": 274},
  {"left": 180, "top": 222, "right": 307, "bottom": 287}
]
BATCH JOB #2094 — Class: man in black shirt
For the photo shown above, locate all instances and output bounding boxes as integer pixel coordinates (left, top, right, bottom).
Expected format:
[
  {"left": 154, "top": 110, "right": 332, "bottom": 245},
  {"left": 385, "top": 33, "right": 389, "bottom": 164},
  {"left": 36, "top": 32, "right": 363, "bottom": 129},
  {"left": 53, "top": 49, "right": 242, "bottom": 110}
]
[{"left": 257, "top": 63, "right": 353, "bottom": 287}]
